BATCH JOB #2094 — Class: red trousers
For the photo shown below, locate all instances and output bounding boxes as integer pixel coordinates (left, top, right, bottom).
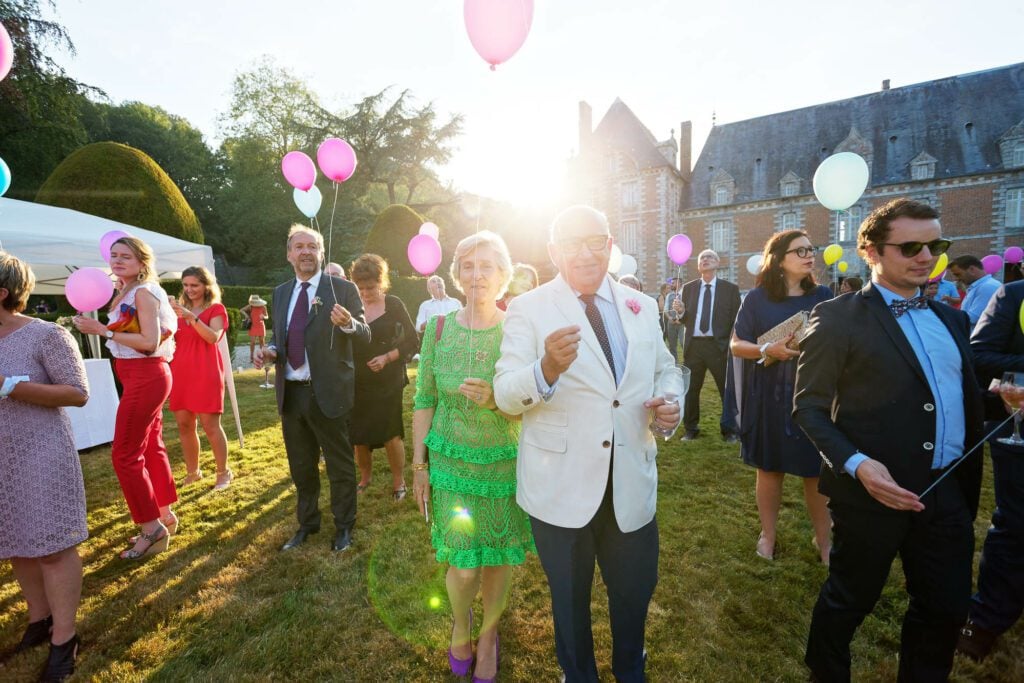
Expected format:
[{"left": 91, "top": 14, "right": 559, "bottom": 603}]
[{"left": 112, "top": 358, "right": 178, "bottom": 523}]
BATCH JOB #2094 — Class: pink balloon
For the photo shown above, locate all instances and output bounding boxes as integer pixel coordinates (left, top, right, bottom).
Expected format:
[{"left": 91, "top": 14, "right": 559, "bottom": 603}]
[
  {"left": 464, "top": 0, "right": 534, "bottom": 71},
  {"left": 981, "top": 254, "right": 1004, "bottom": 275},
  {"left": 419, "top": 222, "right": 440, "bottom": 239},
  {"left": 100, "top": 229, "right": 132, "bottom": 261},
  {"left": 281, "top": 151, "right": 316, "bottom": 191},
  {"left": 0, "top": 21, "right": 13, "bottom": 82},
  {"left": 666, "top": 234, "right": 693, "bottom": 265},
  {"left": 407, "top": 234, "right": 443, "bottom": 275},
  {"left": 317, "top": 138, "right": 357, "bottom": 183},
  {"left": 65, "top": 268, "right": 114, "bottom": 313},
  {"left": 1004, "top": 246, "right": 1023, "bottom": 264}
]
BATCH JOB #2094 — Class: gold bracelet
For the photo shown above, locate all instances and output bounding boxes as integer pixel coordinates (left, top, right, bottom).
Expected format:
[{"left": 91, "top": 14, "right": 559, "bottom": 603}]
[{"left": 411, "top": 462, "right": 429, "bottom": 471}]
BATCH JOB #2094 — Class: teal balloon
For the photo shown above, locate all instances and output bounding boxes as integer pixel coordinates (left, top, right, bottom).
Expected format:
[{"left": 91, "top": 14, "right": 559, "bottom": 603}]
[
  {"left": 292, "top": 185, "right": 322, "bottom": 218},
  {"left": 0, "top": 155, "right": 10, "bottom": 196},
  {"left": 812, "top": 152, "right": 869, "bottom": 211}
]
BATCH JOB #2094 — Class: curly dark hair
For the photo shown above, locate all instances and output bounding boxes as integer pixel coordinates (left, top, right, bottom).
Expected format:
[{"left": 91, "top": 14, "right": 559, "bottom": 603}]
[
  {"left": 350, "top": 253, "right": 391, "bottom": 292},
  {"left": 755, "top": 230, "right": 818, "bottom": 301}
]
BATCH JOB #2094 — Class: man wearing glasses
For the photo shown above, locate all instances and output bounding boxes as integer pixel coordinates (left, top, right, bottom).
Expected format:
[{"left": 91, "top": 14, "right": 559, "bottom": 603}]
[
  {"left": 793, "top": 198, "right": 984, "bottom": 682},
  {"left": 495, "top": 205, "right": 682, "bottom": 682}
]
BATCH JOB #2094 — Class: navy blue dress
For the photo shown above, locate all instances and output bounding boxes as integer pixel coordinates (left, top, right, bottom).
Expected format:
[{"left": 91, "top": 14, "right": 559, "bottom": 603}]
[{"left": 733, "top": 285, "right": 832, "bottom": 476}]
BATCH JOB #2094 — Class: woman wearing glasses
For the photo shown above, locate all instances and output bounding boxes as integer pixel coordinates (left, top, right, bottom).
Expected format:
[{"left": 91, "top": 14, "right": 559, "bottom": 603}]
[{"left": 730, "top": 230, "right": 833, "bottom": 564}]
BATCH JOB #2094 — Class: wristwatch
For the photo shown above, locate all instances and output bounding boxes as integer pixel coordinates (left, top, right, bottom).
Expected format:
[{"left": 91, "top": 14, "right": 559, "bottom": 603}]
[
  {"left": 759, "top": 342, "right": 771, "bottom": 362},
  {"left": 104, "top": 330, "right": 115, "bottom": 340}
]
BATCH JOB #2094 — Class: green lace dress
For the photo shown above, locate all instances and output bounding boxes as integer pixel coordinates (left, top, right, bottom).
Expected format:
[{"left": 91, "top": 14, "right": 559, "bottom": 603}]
[{"left": 414, "top": 315, "right": 535, "bottom": 568}]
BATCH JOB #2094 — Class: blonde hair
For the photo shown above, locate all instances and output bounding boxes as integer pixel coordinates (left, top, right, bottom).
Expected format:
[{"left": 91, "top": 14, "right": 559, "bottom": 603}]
[
  {"left": 350, "top": 253, "right": 391, "bottom": 292},
  {"left": 111, "top": 236, "right": 157, "bottom": 283},
  {"left": 179, "top": 265, "right": 221, "bottom": 306},
  {"left": 0, "top": 251, "right": 36, "bottom": 313},
  {"left": 449, "top": 231, "right": 513, "bottom": 298}
]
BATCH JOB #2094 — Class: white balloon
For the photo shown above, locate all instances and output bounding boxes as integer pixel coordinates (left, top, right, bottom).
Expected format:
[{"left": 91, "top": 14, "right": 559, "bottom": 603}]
[
  {"left": 746, "top": 254, "right": 763, "bottom": 275},
  {"left": 419, "top": 222, "right": 440, "bottom": 239},
  {"left": 812, "top": 152, "right": 870, "bottom": 211},
  {"left": 293, "top": 186, "right": 323, "bottom": 218},
  {"left": 619, "top": 254, "right": 638, "bottom": 277},
  {"left": 607, "top": 244, "right": 623, "bottom": 273}
]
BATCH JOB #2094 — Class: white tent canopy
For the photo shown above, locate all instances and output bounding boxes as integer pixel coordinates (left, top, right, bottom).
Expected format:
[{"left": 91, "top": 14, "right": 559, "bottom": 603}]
[
  {"left": 0, "top": 198, "right": 214, "bottom": 294},
  {"left": 0, "top": 198, "right": 243, "bottom": 448}
]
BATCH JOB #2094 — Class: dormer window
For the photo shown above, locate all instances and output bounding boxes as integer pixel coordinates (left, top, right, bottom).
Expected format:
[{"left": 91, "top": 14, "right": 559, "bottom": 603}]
[
  {"left": 910, "top": 151, "right": 937, "bottom": 181},
  {"left": 714, "top": 186, "right": 730, "bottom": 205},
  {"left": 782, "top": 182, "right": 799, "bottom": 197},
  {"left": 1015, "top": 142, "right": 1024, "bottom": 167}
]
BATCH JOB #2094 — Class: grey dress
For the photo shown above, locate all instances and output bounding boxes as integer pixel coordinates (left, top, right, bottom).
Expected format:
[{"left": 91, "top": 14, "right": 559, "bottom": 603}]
[{"left": 0, "top": 318, "right": 89, "bottom": 558}]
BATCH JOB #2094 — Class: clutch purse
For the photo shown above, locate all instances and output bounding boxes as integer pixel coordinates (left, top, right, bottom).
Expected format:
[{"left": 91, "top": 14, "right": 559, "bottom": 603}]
[{"left": 756, "top": 310, "right": 811, "bottom": 367}]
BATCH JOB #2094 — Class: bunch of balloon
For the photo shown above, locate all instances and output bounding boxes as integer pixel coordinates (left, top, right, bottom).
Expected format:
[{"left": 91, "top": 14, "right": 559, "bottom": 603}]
[
  {"left": 408, "top": 231, "right": 443, "bottom": 276},
  {"left": 813, "top": 152, "right": 869, "bottom": 289},
  {"left": 666, "top": 234, "right": 693, "bottom": 288},
  {"left": 0, "top": 21, "right": 13, "bottom": 196},
  {"left": 822, "top": 244, "right": 844, "bottom": 293}
]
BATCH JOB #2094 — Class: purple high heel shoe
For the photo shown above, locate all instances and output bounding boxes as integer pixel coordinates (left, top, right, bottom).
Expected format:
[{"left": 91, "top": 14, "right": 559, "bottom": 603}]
[
  {"left": 472, "top": 633, "right": 500, "bottom": 683},
  {"left": 448, "top": 610, "right": 473, "bottom": 676}
]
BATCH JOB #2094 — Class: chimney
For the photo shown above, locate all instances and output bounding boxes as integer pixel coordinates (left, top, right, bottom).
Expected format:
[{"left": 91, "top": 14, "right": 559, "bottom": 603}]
[
  {"left": 881, "top": 79, "right": 890, "bottom": 91},
  {"left": 579, "top": 101, "right": 592, "bottom": 155},
  {"left": 678, "top": 121, "right": 692, "bottom": 182}
]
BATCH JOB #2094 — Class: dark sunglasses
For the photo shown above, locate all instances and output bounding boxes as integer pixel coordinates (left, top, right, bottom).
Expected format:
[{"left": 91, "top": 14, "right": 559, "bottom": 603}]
[
  {"left": 784, "top": 246, "right": 817, "bottom": 258},
  {"left": 880, "top": 239, "right": 952, "bottom": 258}
]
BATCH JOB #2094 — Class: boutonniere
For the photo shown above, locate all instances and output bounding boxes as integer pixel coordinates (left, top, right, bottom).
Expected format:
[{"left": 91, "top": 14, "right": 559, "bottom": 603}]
[
  {"left": 625, "top": 299, "right": 642, "bottom": 315},
  {"left": 311, "top": 296, "right": 323, "bottom": 311}
]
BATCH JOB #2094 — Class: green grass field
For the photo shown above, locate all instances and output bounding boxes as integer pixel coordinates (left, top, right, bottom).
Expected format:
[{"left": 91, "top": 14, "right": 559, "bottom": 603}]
[{"left": 0, "top": 369, "right": 1020, "bottom": 681}]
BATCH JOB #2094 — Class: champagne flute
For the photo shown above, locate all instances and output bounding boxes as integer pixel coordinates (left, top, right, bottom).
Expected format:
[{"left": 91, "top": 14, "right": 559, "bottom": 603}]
[
  {"left": 997, "top": 371, "right": 1024, "bottom": 446},
  {"left": 651, "top": 365, "right": 690, "bottom": 440}
]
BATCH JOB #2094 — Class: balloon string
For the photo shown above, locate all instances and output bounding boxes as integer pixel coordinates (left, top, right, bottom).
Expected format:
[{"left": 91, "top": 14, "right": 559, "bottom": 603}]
[
  {"left": 325, "top": 181, "right": 340, "bottom": 349},
  {"left": 919, "top": 410, "right": 1018, "bottom": 499},
  {"left": 465, "top": 193, "right": 483, "bottom": 412}
]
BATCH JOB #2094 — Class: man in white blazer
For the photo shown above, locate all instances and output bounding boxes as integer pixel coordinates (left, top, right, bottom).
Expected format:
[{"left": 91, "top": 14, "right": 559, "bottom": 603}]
[{"left": 494, "top": 205, "right": 682, "bottom": 682}]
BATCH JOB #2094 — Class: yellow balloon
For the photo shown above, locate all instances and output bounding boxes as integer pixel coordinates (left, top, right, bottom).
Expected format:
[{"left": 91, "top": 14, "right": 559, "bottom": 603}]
[
  {"left": 837, "top": 261, "right": 848, "bottom": 273},
  {"left": 928, "top": 253, "right": 949, "bottom": 280},
  {"left": 823, "top": 244, "right": 843, "bottom": 266}
]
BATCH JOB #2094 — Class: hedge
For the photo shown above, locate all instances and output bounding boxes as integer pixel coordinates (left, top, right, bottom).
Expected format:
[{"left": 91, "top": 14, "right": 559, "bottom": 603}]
[{"left": 35, "top": 142, "right": 203, "bottom": 244}]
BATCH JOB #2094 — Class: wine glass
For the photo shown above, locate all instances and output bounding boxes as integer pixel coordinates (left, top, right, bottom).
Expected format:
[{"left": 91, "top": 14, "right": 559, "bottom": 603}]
[
  {"left": 650, "top": 365, "right": 691, "bottom": 440},
  {"left": 997, "top": 371, "right": 1024, "bottom": 446}
]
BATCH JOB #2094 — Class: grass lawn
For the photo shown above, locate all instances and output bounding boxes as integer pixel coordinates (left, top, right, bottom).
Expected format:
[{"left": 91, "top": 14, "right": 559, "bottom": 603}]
[{"left": 0, "top": 368, "right": 1020, "bottom": 681}]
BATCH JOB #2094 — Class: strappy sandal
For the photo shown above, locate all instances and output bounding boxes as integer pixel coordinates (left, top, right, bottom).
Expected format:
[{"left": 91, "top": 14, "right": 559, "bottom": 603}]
[
  {"left": 356, "top": 482, "right": 371, "bottom": 494},
  {"left": 120, "top": 524, "right": 169, "bottom": 560},
  {"left": 128, "top": 512, "right": 177, "bottom": 545},
  {"left": 181, "top": 470, "right": 204, "bottom": 486},
  {"left": 392, "top": 486, "right": 407, "bottom": 502}
]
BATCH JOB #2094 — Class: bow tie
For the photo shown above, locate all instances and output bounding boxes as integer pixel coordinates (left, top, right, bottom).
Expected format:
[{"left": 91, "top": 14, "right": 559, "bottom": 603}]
[{"left": 889, "top": 296, "right": 929, "bottom": 318}]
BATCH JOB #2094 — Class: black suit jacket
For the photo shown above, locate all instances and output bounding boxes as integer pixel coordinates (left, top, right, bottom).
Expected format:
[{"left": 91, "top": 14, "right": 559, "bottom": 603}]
[
  {"left": 680, "top": 277, "right": 741, "bottom": 354},
  {"left": 793, "top": 283, "right": 984, "bottom": 518},
  {"left": 271, "top": 274, "right": 371, "bottom": 419},
  {"left": 971, "top": 280, "right": 1024, "bottom": 420}
]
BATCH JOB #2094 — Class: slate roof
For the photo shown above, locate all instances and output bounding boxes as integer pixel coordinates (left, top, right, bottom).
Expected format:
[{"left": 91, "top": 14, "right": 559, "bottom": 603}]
[
  {"left": 591, "top": 98, "right": 677, "bottom": 171},
  {"left": 686, "top": 62, "right": 1024, "bottom": 209}
]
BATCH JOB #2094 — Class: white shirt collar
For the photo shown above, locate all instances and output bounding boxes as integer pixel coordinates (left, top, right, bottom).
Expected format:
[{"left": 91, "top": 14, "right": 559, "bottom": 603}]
[
  {"left": 295, "top": 270, "right": 323, "bottom": 292},
  {"left": 570, "top": 275, "right": 615, "bottom": 303},
  {"left": 700, "top": 276, "right": 718, "bottom": 289}
]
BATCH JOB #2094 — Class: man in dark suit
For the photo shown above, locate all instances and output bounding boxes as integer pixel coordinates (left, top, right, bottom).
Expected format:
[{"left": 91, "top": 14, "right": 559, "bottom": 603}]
[
  {"left": 254, "top": 225, "right": 371, "bottom": 553},
  {"left": 956, "top": 280, "right": 1024, "bottom": 661},
  {"left": 793, "top": 199, "right": 983, "bottom": 682},
  {"left": 678, "top": 249, "right": 741, "bottom": 441}
]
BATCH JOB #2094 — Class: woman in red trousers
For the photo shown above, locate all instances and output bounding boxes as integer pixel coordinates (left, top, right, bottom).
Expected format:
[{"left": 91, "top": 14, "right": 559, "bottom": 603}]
[{"left": 73, "top": 237, "right": 179, "bottom": 560}]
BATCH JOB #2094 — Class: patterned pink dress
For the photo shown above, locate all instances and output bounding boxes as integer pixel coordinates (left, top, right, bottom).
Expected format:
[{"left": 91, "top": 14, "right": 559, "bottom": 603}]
[{"left": 0, "top": 318, "right": 89, "bottom": 558}]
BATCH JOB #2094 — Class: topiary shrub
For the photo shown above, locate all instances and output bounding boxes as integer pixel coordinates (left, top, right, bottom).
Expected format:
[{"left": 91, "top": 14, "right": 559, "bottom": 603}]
[
  {"left": 362, "top": 204, "right": 426, "bottom": 277},
  {"left": 36, "top": 142, "right": 204, "bottom": 244}
]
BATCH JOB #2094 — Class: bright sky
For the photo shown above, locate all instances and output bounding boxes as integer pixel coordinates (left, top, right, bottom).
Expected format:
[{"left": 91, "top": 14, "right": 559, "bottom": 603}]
[{"left": 46, "top": 0, "right": 1024, "bottom": 207}]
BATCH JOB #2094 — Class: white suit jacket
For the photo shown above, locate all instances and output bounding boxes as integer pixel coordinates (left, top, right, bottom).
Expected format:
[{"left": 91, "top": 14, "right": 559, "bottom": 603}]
[{"left": 494, "top": 274, "right": 682, "bottom": 532}]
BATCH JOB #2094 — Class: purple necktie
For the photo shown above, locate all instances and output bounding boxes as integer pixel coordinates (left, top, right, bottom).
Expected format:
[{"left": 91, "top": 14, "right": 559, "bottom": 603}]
[{"left": 287, "top": 282, "right": 311, "bottom": 370}]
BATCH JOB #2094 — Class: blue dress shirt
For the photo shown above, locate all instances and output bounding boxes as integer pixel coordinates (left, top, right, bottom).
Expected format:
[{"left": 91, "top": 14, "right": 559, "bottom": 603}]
[
  {"left": 961, "top": 274, "right": 1001, "bottom": 326},
  {"left": 844, "top": 282, "right": 965, "bottom": 475}
]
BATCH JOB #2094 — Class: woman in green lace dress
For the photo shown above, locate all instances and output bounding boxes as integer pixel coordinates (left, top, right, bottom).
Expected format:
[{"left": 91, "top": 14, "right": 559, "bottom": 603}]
[{"left": 412, "top": 231, "right": 535, "bottom": 682}]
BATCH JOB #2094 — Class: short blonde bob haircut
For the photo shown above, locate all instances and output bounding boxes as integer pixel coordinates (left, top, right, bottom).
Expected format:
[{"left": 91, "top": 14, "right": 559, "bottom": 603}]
[
  {"left": 0, "top": 251, "right": 36, "bottom": 313},
  {"left": 449, "top": 230, "right": 513, "bottom": 299}
]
